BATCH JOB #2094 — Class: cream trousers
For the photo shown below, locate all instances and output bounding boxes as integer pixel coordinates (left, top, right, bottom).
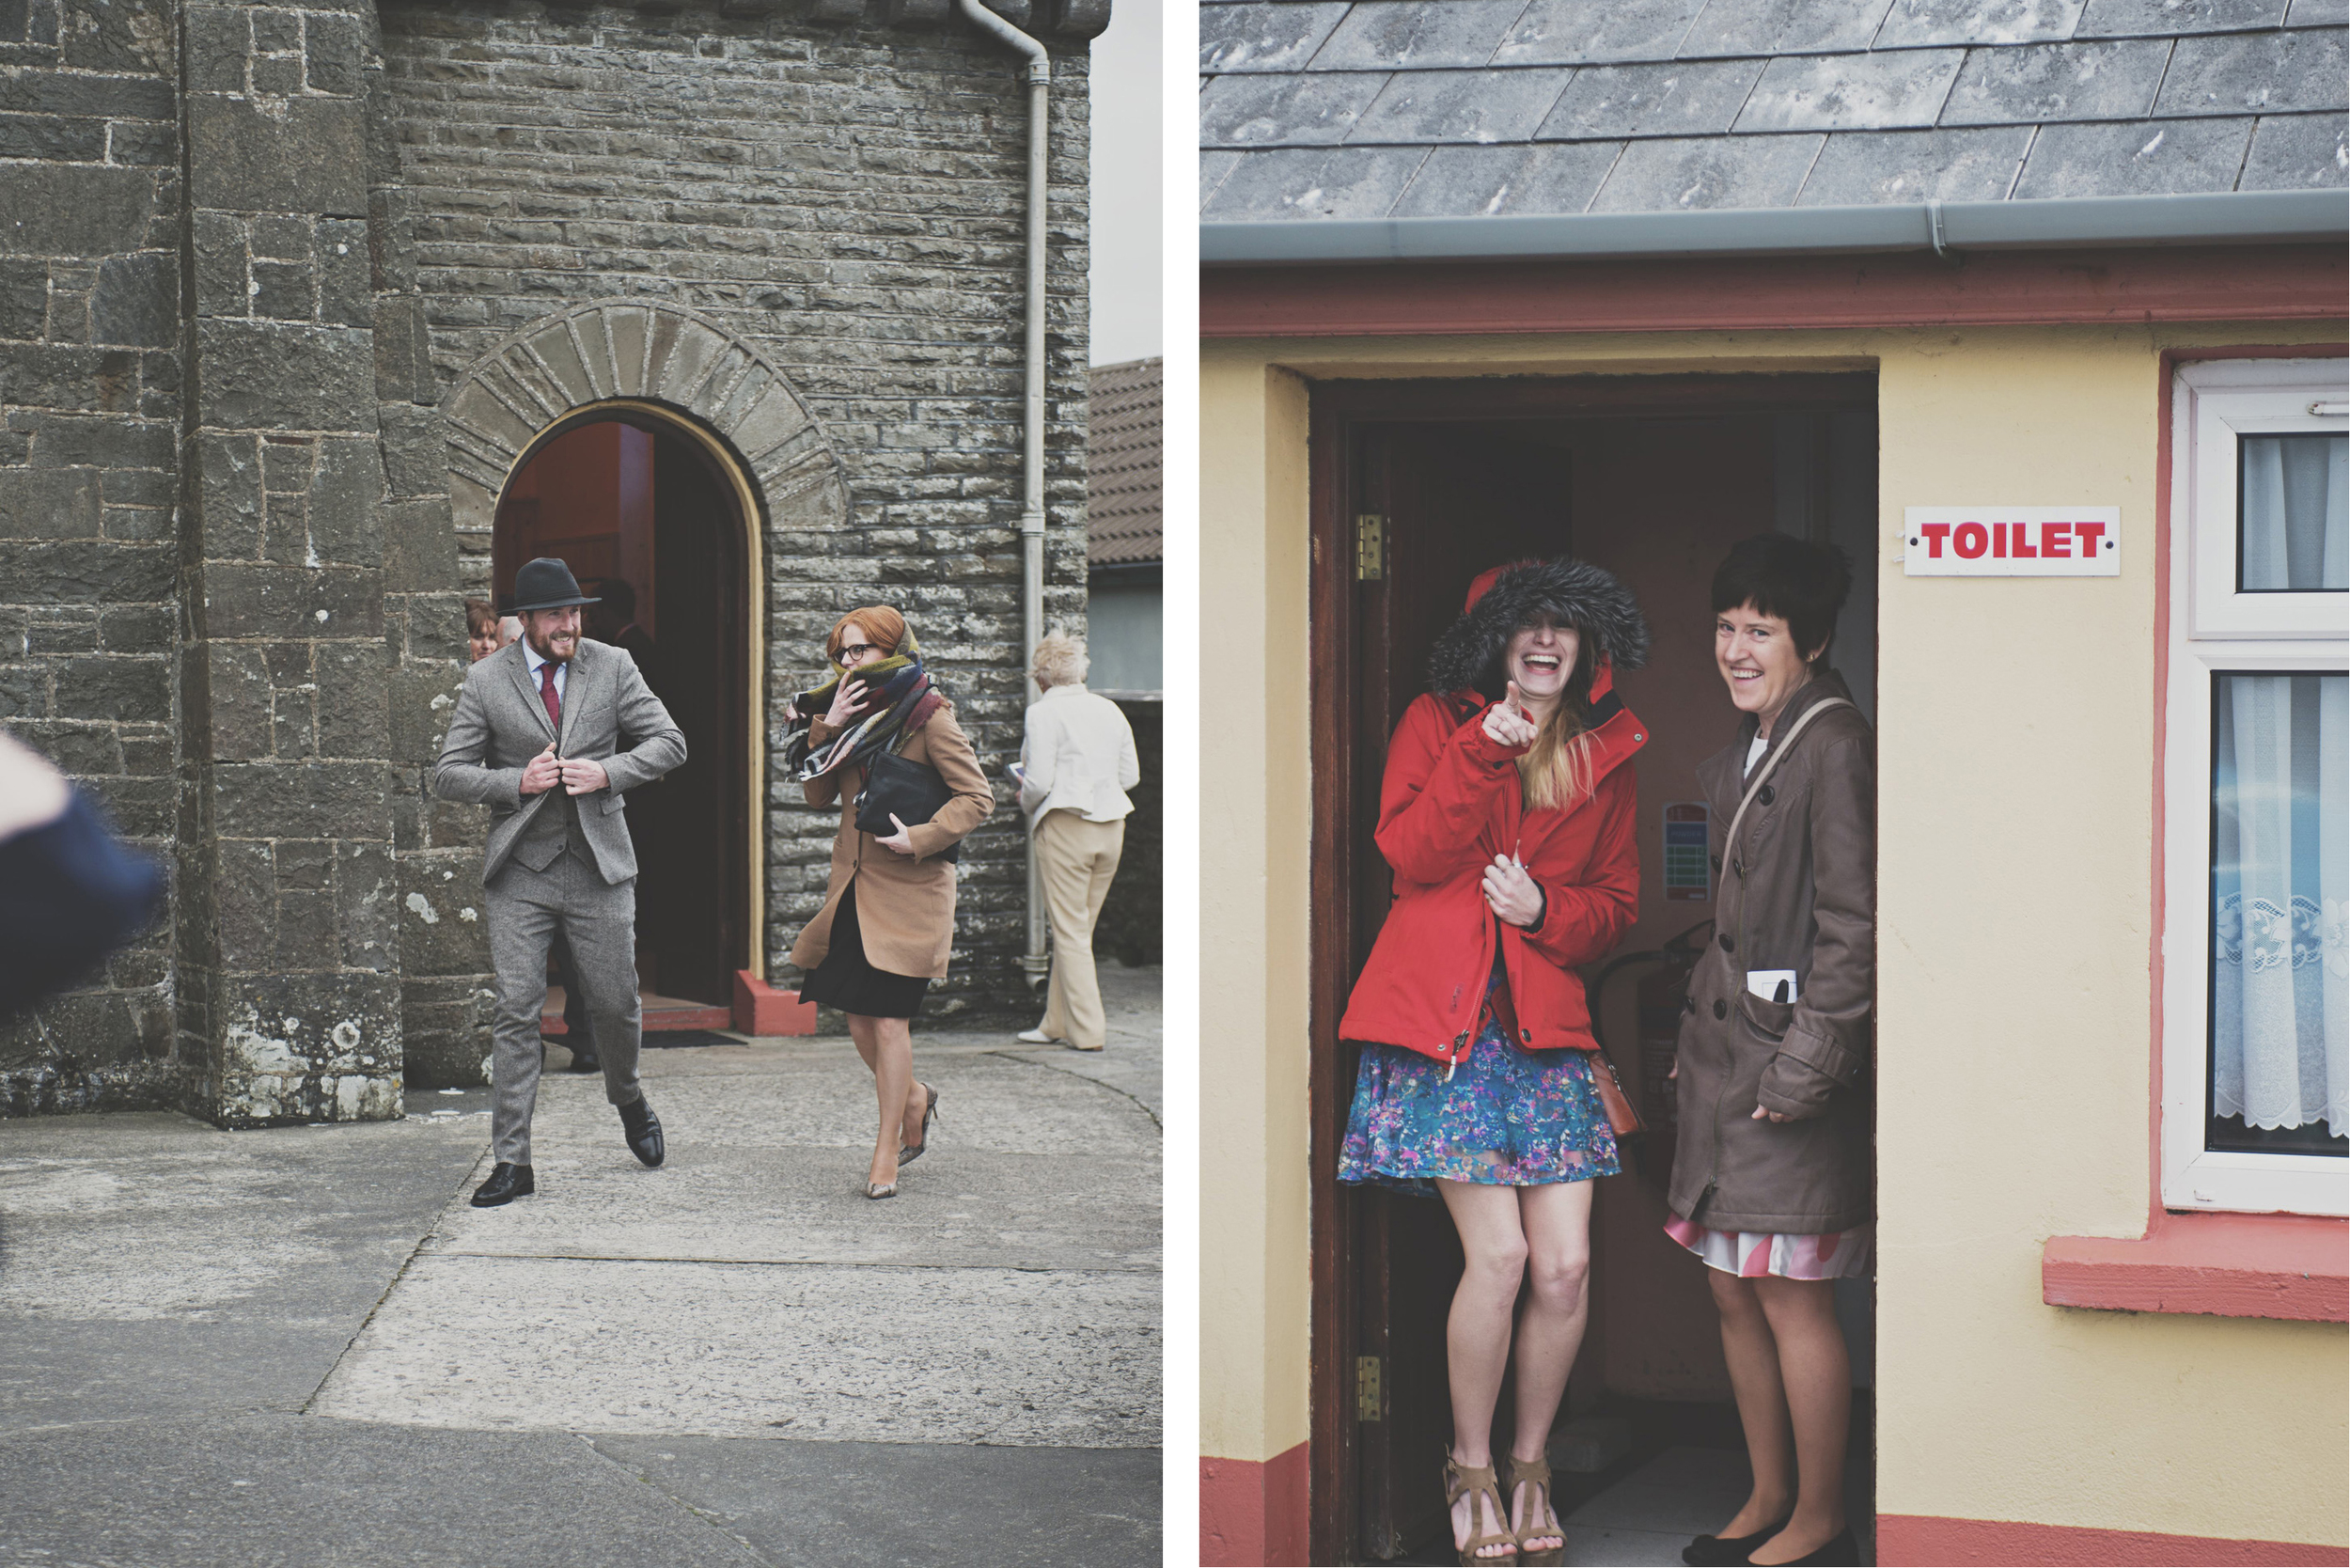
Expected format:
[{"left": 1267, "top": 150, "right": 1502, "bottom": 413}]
[{"left": 1035, "top": 809, "right": 1126, "bottom": 1049}]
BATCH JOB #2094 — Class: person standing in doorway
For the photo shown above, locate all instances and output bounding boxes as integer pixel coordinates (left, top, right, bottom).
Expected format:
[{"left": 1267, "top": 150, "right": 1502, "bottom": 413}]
[
  {"left": 1337, "top": 558, "right": 1650, "bottom": 1566},
  {"left": 434, "top": 557, "right": 687, "bottom": 1208},
  {"left": 465, "top": 598, "right": 501, "bottom": 664},
  {"left": 1669, "top": 536, "right": 1872, "bottom": 1568},
  {"left": 784, "top": 607, "right": 993, "bottom": 1200},
  {"left": 1012, "top": 632, "right": 1139, "bottom": 1051}
]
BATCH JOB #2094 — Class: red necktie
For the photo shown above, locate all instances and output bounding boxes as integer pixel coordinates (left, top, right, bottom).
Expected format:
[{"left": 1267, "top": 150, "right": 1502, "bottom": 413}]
[{"left": 539, "top": 663, "right": 561, "bottom": 733}]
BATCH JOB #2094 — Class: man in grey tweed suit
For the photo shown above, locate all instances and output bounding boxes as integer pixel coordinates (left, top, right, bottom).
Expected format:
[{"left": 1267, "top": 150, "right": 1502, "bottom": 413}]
[{"left": 433, "top": 557, "right": 687, "bottom": 1207}]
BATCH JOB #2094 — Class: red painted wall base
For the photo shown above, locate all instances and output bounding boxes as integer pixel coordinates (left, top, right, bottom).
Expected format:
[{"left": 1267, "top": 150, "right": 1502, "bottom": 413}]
[
  {"left": 732, "top": 970, "right": 816, "bottom": 1036},
  {"left": 1880, "top": 1514, "right": 2349, "bottom": 1565},
  {"left": 1201, "top": 1442, "right": 1309, "bottom": 1567}
]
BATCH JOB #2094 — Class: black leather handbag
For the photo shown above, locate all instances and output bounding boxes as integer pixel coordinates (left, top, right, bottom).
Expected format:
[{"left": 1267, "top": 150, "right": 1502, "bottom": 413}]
[{"left": 854, "top": 745, "right": 961, "bottom": 864}]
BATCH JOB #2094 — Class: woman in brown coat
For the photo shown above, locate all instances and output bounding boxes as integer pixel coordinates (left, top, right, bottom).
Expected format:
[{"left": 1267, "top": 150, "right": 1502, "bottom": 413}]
[
  {"left": 786, "top": 607, "right": 994, "bottom": 1199},
  {"left": 1669, "top": 537, "right": 1872, "bottom": 1568}
]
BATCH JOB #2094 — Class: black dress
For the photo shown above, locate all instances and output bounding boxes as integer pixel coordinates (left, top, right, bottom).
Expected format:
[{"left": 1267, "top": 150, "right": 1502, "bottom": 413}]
[{"left": 796, "top": 880, "right": 929, "bottom": 1019}]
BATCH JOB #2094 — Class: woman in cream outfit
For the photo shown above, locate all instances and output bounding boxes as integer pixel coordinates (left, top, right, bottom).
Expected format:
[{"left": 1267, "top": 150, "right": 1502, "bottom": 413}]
[{"left": 1013, "top": 634, "right": 1140, "bottom": 1051}]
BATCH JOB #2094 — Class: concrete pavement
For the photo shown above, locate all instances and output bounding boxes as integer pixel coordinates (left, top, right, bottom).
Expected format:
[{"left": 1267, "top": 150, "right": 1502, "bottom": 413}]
[{"left": 0, "top": 964, "right": 1162, "bottom": 1566}]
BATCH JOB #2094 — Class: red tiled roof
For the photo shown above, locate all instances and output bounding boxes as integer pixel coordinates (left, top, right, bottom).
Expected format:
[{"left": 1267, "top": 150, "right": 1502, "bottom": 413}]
[{"left": 1089, "top": 356, "right": 1161, "bottom": 566}]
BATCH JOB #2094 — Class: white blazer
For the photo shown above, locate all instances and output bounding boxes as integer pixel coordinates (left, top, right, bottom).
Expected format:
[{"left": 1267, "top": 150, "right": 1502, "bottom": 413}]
[{"left": 1018, "top": 684, "right": 1139, "bottom": 827}]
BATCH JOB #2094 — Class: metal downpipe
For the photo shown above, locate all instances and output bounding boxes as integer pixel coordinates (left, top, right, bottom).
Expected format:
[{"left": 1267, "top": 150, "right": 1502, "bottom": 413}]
[{"left": 957, "top": 0, "right": 1055, "bottom": 994}]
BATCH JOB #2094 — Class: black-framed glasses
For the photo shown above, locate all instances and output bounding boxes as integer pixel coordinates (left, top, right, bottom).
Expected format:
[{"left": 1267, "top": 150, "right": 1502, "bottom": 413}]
[{"left": 838, "top": 643, "right": 881, "bottom": 662}]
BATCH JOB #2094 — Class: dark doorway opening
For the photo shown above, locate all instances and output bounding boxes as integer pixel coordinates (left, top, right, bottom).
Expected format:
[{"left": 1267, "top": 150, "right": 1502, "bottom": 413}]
[
  {"left": 494, "top": 409, "right": 755, "bottom": 1017},
  {"left": 1308, "top": 375, "right": 1879, "bottom": 1565}
]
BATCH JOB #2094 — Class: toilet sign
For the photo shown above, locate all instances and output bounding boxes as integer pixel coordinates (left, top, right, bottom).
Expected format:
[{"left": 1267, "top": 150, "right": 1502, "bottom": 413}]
[{"left": 1904, "top": 507, "right": 2121, "bottom": 576}]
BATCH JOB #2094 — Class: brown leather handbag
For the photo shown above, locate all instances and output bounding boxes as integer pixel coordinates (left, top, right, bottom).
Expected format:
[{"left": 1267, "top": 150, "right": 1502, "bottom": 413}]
[{"left": 1487, "top": 956, "right": 1643, "bottom": 1137}]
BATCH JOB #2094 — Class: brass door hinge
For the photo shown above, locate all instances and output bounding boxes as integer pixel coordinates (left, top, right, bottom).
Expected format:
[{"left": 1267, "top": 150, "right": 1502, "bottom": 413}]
[
  {"left": 1355, "top": 514, "right": 1386, "bottom": 581},
  {"left": 1355, "top": 1355, "right": 1383, "bottom": 1420}
]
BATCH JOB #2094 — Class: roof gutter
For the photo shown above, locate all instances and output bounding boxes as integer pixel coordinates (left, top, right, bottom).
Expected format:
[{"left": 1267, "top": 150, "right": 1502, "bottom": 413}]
[{"left": 1199, "top": 190, "right": 2349, "bottom": 267}]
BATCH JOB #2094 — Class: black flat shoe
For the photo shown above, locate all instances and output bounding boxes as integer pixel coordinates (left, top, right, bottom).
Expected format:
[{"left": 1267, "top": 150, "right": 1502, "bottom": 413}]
[
  {"left": 470, "top": 1162, "right": 535, "bottom": 1207},
  {"left": 1745, "top": 1528, "right": 1857, "bottom": 1567},
  {"left": 618, "top": 1096, "right": 664, "bottom": 1168},
  {"left": 1683, "top": 1520, "right": 1792, "bottom": 1566},
  {"left": 564, "top": 1047, "right": 601, "bottom": 1074}
]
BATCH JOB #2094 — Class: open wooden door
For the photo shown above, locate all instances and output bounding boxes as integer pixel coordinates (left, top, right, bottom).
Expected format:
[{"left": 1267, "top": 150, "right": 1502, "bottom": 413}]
[{"left": 1339, "top": 424, "right": 1574, "bottom": 1561}]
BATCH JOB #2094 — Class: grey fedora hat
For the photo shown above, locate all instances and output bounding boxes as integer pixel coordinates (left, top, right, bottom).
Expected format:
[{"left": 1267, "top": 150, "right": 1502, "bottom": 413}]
[{"left": 510, "top": 557, "right": 602, "bottom": 613}]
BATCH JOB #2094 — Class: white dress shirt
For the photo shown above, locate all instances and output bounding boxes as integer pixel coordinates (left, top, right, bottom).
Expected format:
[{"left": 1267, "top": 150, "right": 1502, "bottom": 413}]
[{"left": 1018, "top": 683, "right": 1139, "bottom": 826}]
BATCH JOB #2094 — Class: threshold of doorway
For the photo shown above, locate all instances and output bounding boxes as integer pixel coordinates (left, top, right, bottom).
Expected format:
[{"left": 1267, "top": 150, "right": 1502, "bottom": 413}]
[
  {"left": 1388, "top": 1396, "right": 1874, "bottom": 1567},
  {"left": 540, "top": 985, "right": 731, "bottom": 1034}
]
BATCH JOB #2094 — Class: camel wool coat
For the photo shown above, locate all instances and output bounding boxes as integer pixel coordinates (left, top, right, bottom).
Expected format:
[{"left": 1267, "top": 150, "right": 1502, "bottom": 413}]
[{"left": 788, "top": 702, "right": 995, "bottom": 980}]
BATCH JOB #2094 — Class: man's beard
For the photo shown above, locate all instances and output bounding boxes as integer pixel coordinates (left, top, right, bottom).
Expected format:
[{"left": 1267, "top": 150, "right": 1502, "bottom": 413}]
[{"left": 526, "top": 625, "right": 578, "bottom": 664}]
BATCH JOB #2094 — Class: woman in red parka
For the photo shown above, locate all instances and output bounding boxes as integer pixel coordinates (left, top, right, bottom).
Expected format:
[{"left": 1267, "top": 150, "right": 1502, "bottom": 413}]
[{"left": 1339, "top": 557, "right": 1650, "bottom": 1567}]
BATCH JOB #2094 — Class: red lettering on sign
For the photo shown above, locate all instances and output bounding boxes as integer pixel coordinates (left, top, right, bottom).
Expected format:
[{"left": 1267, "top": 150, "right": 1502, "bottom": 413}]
[
  {"left": 1993, "top": 523, "right": 2009, "bottom": 557},
  {"left": 1920, "top": 523, "right": 1950, "bottom": 557},
  {"left": 2042, "top": 522, "right": 2072, "bottom": 558},
  {"left": 1954, "top": 522, "right": 1988, "bottom": 559},
  {"left": 2075, "top": 521, "right": 2106, "bottom": 558},
  {"left": 2013, "top": 522, "right": 2037, "bottom": 557}
]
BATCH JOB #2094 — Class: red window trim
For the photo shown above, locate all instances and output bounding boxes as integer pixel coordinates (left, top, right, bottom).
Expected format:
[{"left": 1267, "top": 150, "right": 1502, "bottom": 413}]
[{"left": 2039, "top": 342, "right": 2350, "bottom": 1325}]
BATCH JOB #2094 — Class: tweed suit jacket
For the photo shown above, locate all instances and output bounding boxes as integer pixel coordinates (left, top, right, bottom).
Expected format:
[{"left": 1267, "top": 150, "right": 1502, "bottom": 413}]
[{"left": 432, "top": 638, "right": 687, "bottom": 886}]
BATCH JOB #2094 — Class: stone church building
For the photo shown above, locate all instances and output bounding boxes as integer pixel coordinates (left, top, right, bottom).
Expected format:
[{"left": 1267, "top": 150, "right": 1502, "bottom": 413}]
[{"left": 0, "top": 0, "right": 1109, "bottom": 1121}]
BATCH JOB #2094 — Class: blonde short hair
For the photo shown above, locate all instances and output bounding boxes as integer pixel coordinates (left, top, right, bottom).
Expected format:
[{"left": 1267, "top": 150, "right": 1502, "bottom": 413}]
[{"left": 1030, "top": 632, "right": 1089, "bottom": 689}]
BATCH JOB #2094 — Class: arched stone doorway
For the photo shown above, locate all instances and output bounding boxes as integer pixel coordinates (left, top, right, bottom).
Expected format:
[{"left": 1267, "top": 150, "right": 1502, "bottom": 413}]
[
  {"left": 492, "top": 406, "right": 756, "bottom": 1011},
  {"left": 435, "top": 301, "right": 853, "bottom": 1022}
]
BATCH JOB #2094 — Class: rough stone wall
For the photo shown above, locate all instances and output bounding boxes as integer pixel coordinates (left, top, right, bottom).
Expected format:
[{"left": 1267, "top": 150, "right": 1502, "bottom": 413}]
[
  {"left": 375, "top": 1, "right": 1094, "bottom": 1020},
  {"left": 176, "top": 0, "right": 404, "bottom": 1123},
  {"left": 0, "top": 0, "right": 184, "bottom": 1113}
]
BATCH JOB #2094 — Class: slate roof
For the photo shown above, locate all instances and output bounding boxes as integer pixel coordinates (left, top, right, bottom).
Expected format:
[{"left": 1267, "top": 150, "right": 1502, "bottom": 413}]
[
  {"left": 1198, "top": 0, "right": 2349, "bottom": 224},
  {"left": 1089, "top": 357, "right": 1162, "bottom": 567}
]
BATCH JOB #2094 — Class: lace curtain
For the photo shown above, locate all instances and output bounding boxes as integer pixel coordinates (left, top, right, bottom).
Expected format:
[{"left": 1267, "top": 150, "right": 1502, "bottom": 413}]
[{"left": 2212, "top": 672, "right": 2346, "bottom": 1137}]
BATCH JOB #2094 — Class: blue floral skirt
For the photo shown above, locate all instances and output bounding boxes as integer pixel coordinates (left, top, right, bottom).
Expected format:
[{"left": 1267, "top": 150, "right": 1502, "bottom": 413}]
[{"left": 1337, "top": 1011, "right": 1622, "bottom": 1198}]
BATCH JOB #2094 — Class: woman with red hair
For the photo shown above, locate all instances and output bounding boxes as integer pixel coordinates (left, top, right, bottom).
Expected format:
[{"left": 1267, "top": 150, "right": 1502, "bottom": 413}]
[
  {"left": 1338, "top": 557, "right": 1650, "bottom": 1566},
  {"left": 784, "top": 606, "right": 994, "bottom": 1200}
]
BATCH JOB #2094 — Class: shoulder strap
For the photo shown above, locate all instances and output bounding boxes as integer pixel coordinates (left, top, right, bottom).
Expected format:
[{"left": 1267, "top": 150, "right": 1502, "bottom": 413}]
[{"left": 1720, "top": 698, "right": 1853, "bottom": 866}]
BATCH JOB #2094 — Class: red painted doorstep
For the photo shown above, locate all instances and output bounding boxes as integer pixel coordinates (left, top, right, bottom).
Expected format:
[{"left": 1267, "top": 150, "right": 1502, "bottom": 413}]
[
  {"left": 732, "top": 970, "right": 817, "bottom": 1036},
  {"left": 1201, "top": 1442, "right": 1310, "bottom": 1567},
  {"left": 1881, "top": 1514, "right": 2349, "bottom": 1565},
  {"left": 1202, "top": 245, "right": 2347, "bottom": 338},
  {"left": 2044, "top": 1213, "right": 2348, "bottom": 1322}
]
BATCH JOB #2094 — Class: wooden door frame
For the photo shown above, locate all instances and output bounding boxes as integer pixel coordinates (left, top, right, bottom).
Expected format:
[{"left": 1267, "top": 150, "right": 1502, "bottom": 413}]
[
  {"left": 494, "top": 399, "right": 767, "bottom": 980},
  {"left": 1306, "top": 371, "right": 1878, "bottom": 1566}
]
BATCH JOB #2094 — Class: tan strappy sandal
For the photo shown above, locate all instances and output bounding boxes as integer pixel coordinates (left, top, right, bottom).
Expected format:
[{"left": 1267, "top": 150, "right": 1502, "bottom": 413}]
[
  {"left": 1507, "top": 1454, "right": 1564, "bottom": 1566},
  {"left": 1444, "top": 1455, "right": 1519, "bottom": 1566}
]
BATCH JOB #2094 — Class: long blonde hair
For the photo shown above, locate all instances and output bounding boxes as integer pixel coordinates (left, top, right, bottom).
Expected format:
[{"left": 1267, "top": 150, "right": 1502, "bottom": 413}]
[
  {"left": 1517, "top": 703, "right": 1596, "bottom": 812},
  {"left": 1512, "top": 631, "right": 1599, "bottom": 811}
]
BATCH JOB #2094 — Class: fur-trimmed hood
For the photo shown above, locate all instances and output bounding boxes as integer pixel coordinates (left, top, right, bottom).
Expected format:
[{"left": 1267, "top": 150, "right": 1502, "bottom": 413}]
[{"left": 1425, "top": 557, "right": 1650, "bottom": 697}]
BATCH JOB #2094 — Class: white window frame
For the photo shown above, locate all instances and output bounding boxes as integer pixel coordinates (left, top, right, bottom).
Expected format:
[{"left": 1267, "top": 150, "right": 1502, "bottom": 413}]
[{"left": 2162, "top": 358, "right": 2349, "bottom": 1218}]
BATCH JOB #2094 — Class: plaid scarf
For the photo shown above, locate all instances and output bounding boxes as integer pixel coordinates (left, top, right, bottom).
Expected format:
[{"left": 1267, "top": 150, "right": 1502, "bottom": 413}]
[{"left": 783, "top": 643, "right": 946, "bottom": 784}]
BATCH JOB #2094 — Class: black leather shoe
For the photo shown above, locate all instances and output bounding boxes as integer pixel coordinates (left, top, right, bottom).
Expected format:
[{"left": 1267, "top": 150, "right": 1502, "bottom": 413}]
[
  {"left": 618, "top": 1096, "right": 664, "bottom": 1168},
  {"left": 564, "top": 1046, "right": 601, "bottom": 1074},
  {"left": 1683, "top": 1520, "right": 1792, "bottom": 1566},
  {"left": 470, "top": 1162, "right": 535, "bottom": 1207}
]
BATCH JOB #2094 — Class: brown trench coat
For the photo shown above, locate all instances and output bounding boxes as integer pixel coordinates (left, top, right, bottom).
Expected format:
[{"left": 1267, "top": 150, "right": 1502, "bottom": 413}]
[
  {"left": 1668, "top": 670, "right": 1875, "bottom": 1234},
  {"left": 788, "top": 702, "right": 995, "bottom": 980}
]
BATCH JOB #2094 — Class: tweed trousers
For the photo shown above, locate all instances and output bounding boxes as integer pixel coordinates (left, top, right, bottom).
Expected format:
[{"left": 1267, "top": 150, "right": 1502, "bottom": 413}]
[{"left": 484, "top": 841, "right": 644, "bottom": 1165}]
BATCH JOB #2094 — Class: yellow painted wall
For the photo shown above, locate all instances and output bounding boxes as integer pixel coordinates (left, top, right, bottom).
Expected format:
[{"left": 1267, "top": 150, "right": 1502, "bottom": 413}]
[
  {"left": 1198, "top": 321, "right": 2348, "bottom": 1541},
  {"left": 1200, "top": 358, "right": 1314, "bottom": 1467}
]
